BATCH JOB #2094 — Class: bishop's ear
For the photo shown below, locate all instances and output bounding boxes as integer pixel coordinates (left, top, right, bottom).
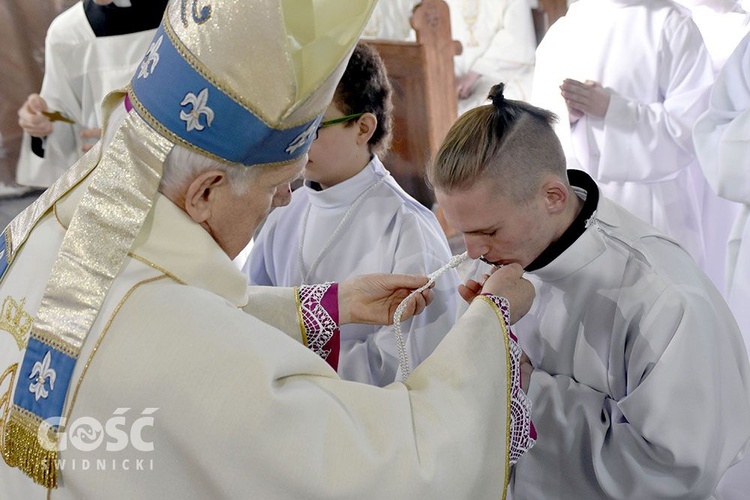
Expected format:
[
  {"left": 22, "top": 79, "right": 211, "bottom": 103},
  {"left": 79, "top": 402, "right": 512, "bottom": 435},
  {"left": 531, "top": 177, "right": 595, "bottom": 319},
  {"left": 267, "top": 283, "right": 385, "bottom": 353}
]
[{"left": 183, "top": 170, "right": 227, "bottom": 224}]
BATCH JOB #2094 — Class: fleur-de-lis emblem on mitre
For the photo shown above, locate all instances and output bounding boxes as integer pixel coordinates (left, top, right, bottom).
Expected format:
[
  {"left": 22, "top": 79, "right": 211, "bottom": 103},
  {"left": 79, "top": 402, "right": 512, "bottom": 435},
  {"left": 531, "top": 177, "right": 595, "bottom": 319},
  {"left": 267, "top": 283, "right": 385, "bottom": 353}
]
[
  {"left": 138, "top": 35, "right": 163, "bottom": 79},
  {"left": 28, "top": 351, "right": 56, "bottom": 401},
  {"left": 180, "top": 88, "right": 215, "bottom": 132},
  {"left": 285, "top": 122, "right": 317, "bottom": 155}
]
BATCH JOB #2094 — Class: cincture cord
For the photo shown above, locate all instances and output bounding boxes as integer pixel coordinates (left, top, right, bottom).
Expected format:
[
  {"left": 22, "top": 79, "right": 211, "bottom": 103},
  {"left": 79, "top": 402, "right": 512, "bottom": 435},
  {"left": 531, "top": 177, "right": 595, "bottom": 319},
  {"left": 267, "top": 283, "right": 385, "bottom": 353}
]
[{"left": 392, "top": 251, "right": 469, "bottom": 380}]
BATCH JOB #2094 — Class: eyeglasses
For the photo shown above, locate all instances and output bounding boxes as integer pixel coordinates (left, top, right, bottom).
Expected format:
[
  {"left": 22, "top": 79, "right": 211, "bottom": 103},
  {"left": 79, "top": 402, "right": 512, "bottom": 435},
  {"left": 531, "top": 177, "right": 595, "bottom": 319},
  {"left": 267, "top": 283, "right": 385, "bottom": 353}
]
[{"left": 314, "top": 112, "right": 364, "bottom": 140}]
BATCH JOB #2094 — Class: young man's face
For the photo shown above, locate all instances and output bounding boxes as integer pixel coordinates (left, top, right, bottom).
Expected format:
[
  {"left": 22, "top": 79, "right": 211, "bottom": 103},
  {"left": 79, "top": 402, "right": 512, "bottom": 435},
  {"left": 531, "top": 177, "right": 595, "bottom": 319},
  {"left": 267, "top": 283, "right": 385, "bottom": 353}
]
[
  {"left": 304, "top": 103, "right": 368, "bottom": 188},
  {"left": 436, "top": 179, "right": 555, "bottom": 269}
]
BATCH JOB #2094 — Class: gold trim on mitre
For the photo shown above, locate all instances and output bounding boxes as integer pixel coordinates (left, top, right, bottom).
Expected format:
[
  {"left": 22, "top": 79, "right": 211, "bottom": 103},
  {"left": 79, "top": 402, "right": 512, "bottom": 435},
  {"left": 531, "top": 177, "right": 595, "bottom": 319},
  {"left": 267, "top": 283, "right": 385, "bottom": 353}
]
[{"left": 166, "top": 0, "right": 378, "bottom": 126}]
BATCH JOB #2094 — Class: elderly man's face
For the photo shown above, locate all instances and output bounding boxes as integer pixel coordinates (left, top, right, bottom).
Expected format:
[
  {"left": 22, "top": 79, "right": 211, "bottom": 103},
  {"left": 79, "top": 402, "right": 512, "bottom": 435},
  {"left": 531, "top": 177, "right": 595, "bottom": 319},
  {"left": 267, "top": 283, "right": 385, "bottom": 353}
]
[
  {"left": 436, "top": 179, "right": 555, "bottom": 269},
  {"left": 209, "top": 156, "right": 304, "bottom": 259}
]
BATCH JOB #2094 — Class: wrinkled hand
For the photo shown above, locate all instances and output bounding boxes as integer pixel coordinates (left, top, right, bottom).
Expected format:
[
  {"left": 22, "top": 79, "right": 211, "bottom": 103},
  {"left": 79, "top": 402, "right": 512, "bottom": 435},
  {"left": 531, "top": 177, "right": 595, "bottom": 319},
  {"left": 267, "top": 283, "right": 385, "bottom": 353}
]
[
  {"left": 18, "top": 94, "right": 53, "bottom": 137},
  {"left": 459, "top": 264, "right": 534, "bottom": 324},
  {"left": 80, "top": 128, "right": 102, "bottom": 153},
  {"left": 560, "top": 79, "right": 611, "bottom": 120},
  {"left": 456, "top": 71, "right": 481, "bottom": 100},
  {"left": 339, "top": 273, "right": 434, "bottom": 326}
]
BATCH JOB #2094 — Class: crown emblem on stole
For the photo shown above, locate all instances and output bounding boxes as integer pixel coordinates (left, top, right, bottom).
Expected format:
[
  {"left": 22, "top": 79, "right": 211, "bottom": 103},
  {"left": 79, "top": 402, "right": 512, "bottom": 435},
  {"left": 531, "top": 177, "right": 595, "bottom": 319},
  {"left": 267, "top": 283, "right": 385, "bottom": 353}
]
[{"left": 0, "top": 296, "right": 33, "bottom": 351}]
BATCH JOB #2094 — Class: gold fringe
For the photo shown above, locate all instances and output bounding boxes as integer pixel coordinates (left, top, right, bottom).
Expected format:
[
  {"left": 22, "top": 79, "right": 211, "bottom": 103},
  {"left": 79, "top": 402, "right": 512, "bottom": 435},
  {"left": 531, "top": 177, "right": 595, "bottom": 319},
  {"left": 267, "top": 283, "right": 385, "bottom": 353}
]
[{"left": 2, "top": 409, "right": 58, "bottom": 488}]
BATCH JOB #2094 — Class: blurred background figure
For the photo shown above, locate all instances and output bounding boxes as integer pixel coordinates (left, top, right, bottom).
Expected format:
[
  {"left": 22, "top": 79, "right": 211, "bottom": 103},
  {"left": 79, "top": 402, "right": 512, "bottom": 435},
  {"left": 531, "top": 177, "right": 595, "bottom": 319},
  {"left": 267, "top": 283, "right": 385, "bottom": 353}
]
[
  {"left": 674, "top": 0, "right": 750, "bottom": 291},
  {"left": 15, "top": 0, "right": 168, "bottom": 189},
  {"left": 694, "top": 33, "right": 750, "bottom": 499},
  {"left": 362, "top": 0, "right": 420, "bottom": 40},
  {"left": 362, "top": 0, "right": 537, "bottom": 115},
  {"left": 694, "top": 32, "right": 750, "bottom": 362},
  {"left": 532, "top": 0, "right": 714, "bottom": 274},
  {"left": 0, "top": 0, "right": 63, "bottom": 199},
  {"left": 674, "top": 0, "right": 749, "bottom": 72},
  {"left": 449, "top": 0, "right": 536, "bottom": 113}
]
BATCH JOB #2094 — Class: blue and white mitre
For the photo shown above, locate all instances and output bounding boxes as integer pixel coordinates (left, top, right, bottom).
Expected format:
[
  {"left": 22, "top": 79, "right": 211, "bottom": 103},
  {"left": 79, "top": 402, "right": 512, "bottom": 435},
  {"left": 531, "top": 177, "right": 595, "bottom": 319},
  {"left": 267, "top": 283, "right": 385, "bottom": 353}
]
[
  {"left": 1, "top": 0, "right": 376, "bottom": 488},
  {"left": 129, "top": 0, "right": 373, "bottom": 167}
]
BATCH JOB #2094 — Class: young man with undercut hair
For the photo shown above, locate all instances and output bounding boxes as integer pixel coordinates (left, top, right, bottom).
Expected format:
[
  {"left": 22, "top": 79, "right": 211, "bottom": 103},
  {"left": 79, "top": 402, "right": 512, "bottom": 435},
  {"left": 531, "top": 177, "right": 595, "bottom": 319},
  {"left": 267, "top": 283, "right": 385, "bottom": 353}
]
[{"left": 430, "top": 83, "right": 750, "bottom": 500}]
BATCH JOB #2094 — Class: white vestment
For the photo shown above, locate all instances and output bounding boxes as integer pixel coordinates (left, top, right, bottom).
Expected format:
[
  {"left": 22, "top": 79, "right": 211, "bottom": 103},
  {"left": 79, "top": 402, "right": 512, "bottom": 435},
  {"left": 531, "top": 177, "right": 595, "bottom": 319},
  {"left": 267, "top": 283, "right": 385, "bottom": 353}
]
[
  {"left": 246, "top": 156, "right": 458, "bottom": 385},
  {"left": 693, "top": 43, "right": 750, "bottom": 488},
  {"left": 449, "top": 0, "right": 537, "bottom": 112},
  {"left": 361, "top": 0, "right": 419, "bottom": 40},
  {"left": 532, "top": 0, "right": 714, "bottom": 268},
  {"left": 694, "top": 30, "right": 750, "bottom": 356},
  {"left": 470, "top": 173, "right": 750, "bottom": 499},
  {"left": 675, "top": 0, "right": 749, "bottom": 293},
  {"left": 360, "top": 0, "right": 536, "bottom": 113},
  {"left": 15, "top": 2, "right": 156, "bottom": 188},
  {"left": 0, "top": 177, "right": 520, "bottom": 499},
  {"left": 675, "top": 0, "right": 750, "bottom": 72}
]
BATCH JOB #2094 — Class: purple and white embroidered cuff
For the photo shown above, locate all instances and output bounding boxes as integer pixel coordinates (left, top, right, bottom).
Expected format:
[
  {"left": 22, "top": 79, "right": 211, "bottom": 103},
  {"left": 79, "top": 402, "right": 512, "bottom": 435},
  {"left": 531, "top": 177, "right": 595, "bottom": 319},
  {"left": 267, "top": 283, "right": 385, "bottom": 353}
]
[
  {"left": 482, "top": 293, "right": 537, "bottom": 464},
  {"left": 298, "top": 283, "right": 340, "bottom": 369}
]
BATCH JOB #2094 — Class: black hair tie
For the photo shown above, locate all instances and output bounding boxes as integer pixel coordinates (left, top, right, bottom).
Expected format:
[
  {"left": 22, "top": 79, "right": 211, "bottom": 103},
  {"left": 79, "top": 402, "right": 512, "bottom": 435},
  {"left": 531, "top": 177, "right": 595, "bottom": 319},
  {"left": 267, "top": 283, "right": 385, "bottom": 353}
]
[{"left": 488, "top": 83, "right": 506, "bottom": 109}]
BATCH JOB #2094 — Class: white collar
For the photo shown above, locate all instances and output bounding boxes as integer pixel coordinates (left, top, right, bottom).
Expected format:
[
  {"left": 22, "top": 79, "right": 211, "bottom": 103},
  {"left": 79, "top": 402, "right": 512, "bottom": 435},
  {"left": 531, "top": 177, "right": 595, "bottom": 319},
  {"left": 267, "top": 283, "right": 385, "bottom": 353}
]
[{"left": 304, "top": 155, "right": 388, "bottom": 209}]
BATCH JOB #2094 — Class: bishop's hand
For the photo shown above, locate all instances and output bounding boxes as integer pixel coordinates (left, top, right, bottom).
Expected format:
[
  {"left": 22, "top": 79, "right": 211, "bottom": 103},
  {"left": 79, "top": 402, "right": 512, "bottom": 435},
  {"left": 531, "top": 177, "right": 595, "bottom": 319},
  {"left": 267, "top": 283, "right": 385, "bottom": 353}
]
[{"left": 338, "top": 274, "right": 434, "bottom": 326}]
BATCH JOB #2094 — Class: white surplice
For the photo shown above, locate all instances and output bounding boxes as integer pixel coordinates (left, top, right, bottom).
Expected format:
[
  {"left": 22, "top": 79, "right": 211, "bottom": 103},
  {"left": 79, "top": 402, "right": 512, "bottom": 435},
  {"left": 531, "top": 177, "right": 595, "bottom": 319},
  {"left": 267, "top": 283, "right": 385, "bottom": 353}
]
[
  {"left": 449, "top": 0, "right": 537, "bottom": 112},
  {"left": 15, "top": 2, "right": 156, "bottom": 188},
  {"left": 468, "top": 173, "right": 750, "bottom": 499},
  {"left": 0, "top": 175, "right": 521, "bottom": 499},
  {"left": 675, "top": 0, "right": 750, "bottom": 293},
  {"left": 674, "top": 0, "right": 750, "bottom": 71},
  {"left": 532, "top": 0, "right": 715, "bottom": 268},
  {"left": 694, "top": 33, "right": 750, "bottom": 360},
  {"left": 246, "top": 156, "right": 459, "bottom": 386}
]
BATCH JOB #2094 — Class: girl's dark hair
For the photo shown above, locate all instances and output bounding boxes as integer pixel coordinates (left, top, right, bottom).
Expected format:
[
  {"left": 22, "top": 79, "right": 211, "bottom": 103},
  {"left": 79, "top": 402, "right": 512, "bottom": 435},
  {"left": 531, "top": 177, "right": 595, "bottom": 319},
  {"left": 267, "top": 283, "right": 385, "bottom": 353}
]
[{"left": 333, "top": 42, "right": 393, "bottom": 155}]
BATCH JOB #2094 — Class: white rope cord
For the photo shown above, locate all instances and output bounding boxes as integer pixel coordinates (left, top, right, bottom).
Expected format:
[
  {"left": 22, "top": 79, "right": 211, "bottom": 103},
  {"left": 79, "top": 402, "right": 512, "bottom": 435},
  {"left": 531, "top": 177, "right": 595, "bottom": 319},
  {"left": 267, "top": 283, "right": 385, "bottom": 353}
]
[{"left": 393, "top": 251, "right": 470, "bottom": 380}]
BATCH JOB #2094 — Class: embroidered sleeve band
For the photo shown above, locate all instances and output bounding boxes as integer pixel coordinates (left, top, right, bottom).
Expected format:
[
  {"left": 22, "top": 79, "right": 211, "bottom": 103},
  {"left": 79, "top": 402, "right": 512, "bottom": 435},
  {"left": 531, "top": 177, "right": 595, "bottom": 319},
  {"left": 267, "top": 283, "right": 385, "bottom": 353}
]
[
  {"left": 298, "top": 283, "right": 340, "bottom": 370},
  {"left": 481, "top": 293, "right": 537, "bottom": 465}
]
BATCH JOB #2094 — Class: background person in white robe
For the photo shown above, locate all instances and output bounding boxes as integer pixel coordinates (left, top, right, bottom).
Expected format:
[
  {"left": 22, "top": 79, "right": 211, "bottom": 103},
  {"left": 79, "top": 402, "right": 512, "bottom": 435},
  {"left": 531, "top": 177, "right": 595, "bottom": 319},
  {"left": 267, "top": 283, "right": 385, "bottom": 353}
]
[
  {"left": 15, "top": 0, "right": 168, "bottom": 188},
  {"left": 449, "top": 0, "right": 537, "bottom": 114},
  {"left": 359, "top": 0, "right": 536, "bottom": 115},
  {"left": 246, "top": 43, "right": 459, "bottom": 386},
  {"left": 0, "top": 0, "right": 538, "bottom": 496},
  {"left": 361, "top": 0, "right": 419, "bottom": 40},
  {"left": 532, "top": 0, "right": 714, "bottom": 272},
  {"left": 430, "top": 83, "right": 750, "bottom": 499},
  {"left": 694, "top": 34, "right": 750, "bottom": 500},
  {"left": 674, "top": 0, "right": 749, "bottom": 72},
  {"left": 674, "top": 0, "right": 749, "bottom": 294}
]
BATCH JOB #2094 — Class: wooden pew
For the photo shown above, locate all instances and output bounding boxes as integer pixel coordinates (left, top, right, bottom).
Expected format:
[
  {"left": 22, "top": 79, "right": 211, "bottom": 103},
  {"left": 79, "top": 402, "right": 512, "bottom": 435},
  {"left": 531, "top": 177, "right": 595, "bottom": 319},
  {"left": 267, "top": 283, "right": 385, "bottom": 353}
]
[{"left": 364, "top": 0, "right": 461, "bottom": 208}]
